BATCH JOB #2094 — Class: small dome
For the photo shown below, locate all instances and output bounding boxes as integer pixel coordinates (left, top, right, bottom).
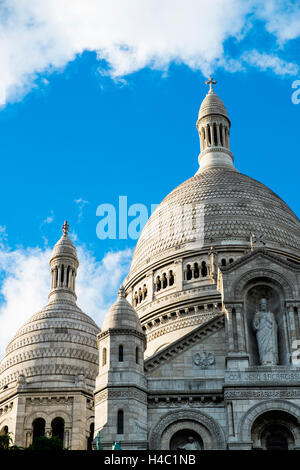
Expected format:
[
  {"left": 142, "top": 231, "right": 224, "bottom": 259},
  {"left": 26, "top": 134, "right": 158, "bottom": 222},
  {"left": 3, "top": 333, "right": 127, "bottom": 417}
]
[
  {"left": 51, "top": 234, "right": 77, "bottom": 259},
  {"left": 198, "top": 91, "right": 229, "bottom": 122},
  {"left": 101, "top": 287, "right": 143, "bottom": 333},
  {"left": 51, "top": 221, "right": 77, "bottom": 261}
]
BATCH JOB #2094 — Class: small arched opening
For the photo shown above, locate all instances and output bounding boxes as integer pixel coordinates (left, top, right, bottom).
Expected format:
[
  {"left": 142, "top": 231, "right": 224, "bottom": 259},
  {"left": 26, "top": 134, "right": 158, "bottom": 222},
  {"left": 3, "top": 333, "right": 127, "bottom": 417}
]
[
  {"left": 87, "top": 423, "right": 94, "bottom": 450},
  {"left": 118, "top": 345, "right": 124, "bottom": 362},
  {"left": 32, "top": 418, "right": 45, "bottom": 441},
  {"left": 186, "top": 265, "right": 192, "bottom": 281},
  {"left": 102, "top": 347, "right": 107, "bottom": 366},
  {"left": 170, "top": 429, "right": 203, "bottom": 450},
  {"left": 201, "top": 261, "right": 208, "bottom": 277},
  {"left": 0, "top": 425, "right": 8, "bottom": 435},
  {"left": 51, "top": 417, "right": 64, "bottom": 443},
  {"left": 251, "top": 410, "right": 298, "bottom": 450},
  {"left": 117, "top": 410, "right": 124, "bottom": 435}
]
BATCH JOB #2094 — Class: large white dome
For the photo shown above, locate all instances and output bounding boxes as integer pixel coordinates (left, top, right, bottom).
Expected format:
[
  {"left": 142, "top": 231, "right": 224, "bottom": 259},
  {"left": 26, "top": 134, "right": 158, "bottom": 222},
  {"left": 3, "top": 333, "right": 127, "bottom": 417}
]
[{"left": 130, "top": 167, "right": 300, "bottom": 276}]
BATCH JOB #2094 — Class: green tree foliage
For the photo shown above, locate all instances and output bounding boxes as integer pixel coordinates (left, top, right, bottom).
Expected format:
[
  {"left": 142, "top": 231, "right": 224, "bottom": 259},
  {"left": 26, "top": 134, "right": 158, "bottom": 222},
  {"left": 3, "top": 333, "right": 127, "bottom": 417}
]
[{"left": 26, "top": 436, "right": 66, "bottom": 451}]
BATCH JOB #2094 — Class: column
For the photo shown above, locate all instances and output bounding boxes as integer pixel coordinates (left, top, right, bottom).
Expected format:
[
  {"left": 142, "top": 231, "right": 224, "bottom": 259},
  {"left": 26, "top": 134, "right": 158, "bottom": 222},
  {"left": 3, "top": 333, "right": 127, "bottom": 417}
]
[
  {"left": 57, "top": 266, "right": 62, "bottom": 287},
  {"left": 72, "top": 270, "right": 76, "bottom": 291},
  {"left": 222, "top": 126, "right": 225, "bottom": 148},
  {"left": 227, "top": 401, "right": 235, "bottom": 437},
  {"left": 225, "top": 306, "right": 235, "bottom": 353},
  {"left": 287, "top": 304, "right": 297, "bottom": 359},
  {"left": 235, "top": 304, "right": 246, "bottom": 353},
  {"left": 64, "top": 266, "right": 68, "bottom": 287},
  {"left": 68, "top": 268, "right": 73, "bottom": 288}
]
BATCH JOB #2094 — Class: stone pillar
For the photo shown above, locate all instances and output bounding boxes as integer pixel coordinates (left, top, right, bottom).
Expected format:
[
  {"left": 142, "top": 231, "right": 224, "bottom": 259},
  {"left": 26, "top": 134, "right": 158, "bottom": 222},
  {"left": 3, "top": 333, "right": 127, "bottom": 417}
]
[
  {"left": 57, "top": 266, "right": 61, "bottom": 288},
  {"left": 26, "top": 431, "right": 32, "bottom": 447},
  {"left": 68, "top": 269, "right": 73, "bottom": 288},
  {"left": 235, "top": 304, "right": 246, "bottom": 353},
  {"left": 174, "top": 259, "right": 183, "bottom": 291},
  {"left": 63, "top": 267, "right": 68, "bottom": 287},
  {"left": 225, "top": 306, "right": 235, "bottom": 354},
  {"left": 287, "top": 303, "right": 297, "bottom": 361},
  {"left": 227, "top": 401, "right": 235, "bottom": 437}
]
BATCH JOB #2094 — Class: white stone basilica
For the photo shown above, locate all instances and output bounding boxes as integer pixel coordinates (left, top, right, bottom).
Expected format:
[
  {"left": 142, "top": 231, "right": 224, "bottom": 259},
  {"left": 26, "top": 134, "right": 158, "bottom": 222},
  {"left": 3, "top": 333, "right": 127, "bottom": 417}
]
[{"left": 1, "top": 79, "right": 300, "bottom": 450}]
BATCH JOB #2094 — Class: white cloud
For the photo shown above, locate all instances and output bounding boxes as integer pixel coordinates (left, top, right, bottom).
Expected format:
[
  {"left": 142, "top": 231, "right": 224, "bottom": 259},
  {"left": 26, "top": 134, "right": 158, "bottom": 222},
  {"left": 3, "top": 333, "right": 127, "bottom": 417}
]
[
  {"left": 0, "top": 241, "right": 132, "bottom": 357},
  {"left": 41, "top": 211, "right": 54, "bottom": 226},
  {"left": 74, "top": 198, "right": 89, "bottom": 222},
  {"left": 242, "top": 50, "right": 299, "bottom": 76},
  {"left": 255, "top": 0, "right": 300, "bottom": 44},
  {"left": 0, "top": 0, "right": 299, "bottom": 105}
]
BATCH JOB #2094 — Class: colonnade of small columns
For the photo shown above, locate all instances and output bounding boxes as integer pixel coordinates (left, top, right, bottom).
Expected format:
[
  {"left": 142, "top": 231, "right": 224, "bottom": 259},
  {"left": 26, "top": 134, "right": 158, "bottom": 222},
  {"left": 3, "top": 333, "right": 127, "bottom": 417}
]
[
  {"left": 199, "top": 122, "right": 230, "bottom": 152},
  {"left": 51, "top": 264, "right": 76, "bottom": 290}
]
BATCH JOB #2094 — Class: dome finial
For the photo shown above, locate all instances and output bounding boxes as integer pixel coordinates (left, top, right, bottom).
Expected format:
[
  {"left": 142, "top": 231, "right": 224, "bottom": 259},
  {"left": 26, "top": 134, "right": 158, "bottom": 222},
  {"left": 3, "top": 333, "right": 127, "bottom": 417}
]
[
  {"left": 62, "top": 220, "right": 69, "bottom": 237},
  {"left": 205, "top": 76, "right": 216, "bottom": 94},
  {"left": 118, "top": 285, "right": 125, "bottom": 298}
]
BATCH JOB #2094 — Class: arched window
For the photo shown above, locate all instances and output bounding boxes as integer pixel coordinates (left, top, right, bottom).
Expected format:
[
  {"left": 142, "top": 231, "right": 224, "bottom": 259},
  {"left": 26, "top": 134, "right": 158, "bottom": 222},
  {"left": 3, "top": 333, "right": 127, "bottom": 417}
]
[
  {"left": 136, "top": 347, "right": 139, "bottom": 364},
  {"left": 193, "top": 263, "right": 199, "bottom": 279},
  {"left": 142, "top": 284, "right": 147, "bottom": 300},
  {"left": 51, "top": 417, "right": 64, "bottom": 443},
  {"left": 213, "top": 123, "right": 218, "bottom": 146},
  {"left": 207, "top": 125, "right": 211, "bottom": 145},
  {"left": 138, "top": 288, "right": 142, "bottom": 303},
  {"left": 118, "top": 345, "right": 124, "bottom": 362},
  {"left": 32, "top": 418, "right": 45, "bottom": 441},
  {"left": 168, "top": 271, "right": 174, "bottom": 286},
  {"left": 229, "top": 258, "right": 234, "bottom": 264},
  {"left": 155, "top": 276, "right": 161, "bottom": 292},
  {"left": 0, "top": 425, "right": 8, "bottom": 435},
  {"left": 201, "top": 261, "right": 208, "bottom": 277},
  {"left": 61, "top": 265, "right": 64, "bottom": 284},
  {"left": 117, "top": 410, "right": 124, "bottom": 434},
  {"left": 186, "top": 265, "right": 192, "bottom": 281},
  {"left": 162, "top": 273, "right": 167, "bottom": 289},
  {"left": 87, "top": 423, "right": 94, "bottom": 450},
  {"left": 221, "top": 258, "right": 226, "bottom": 267},
  {"left": 134, "top": 291, "right": 138, "bottom": 307},
  {"left": 103, "top": 347, "right": 107, "bottom": 366},
  {"left": 220, "top": 124, "right": 223, "bottom": 146}
]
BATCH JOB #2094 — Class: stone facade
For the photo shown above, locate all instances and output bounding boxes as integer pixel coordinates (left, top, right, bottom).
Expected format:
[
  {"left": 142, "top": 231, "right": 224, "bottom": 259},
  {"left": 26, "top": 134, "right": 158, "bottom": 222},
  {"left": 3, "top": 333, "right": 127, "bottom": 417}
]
[{"left": 95, "top": 81, "right": 300, "bottom": 450}]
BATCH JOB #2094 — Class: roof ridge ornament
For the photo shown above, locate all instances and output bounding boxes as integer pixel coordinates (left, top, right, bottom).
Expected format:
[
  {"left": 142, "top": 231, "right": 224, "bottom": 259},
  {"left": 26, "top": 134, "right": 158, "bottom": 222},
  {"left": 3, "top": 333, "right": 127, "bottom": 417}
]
[
  {"left": 205, "top": 76, "right": 216, "bottom": 94},
  {"left": 62, "top": 220, "right": 69, "bottom": 237},
  {"left": 118, "top": 285, "right": 125, "bottom": 298}
]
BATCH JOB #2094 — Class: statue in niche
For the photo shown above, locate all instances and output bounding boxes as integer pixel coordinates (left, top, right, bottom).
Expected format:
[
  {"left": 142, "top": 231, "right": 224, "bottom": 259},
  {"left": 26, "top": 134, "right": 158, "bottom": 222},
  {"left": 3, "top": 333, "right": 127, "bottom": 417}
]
[
  {"left": 177, "top": 436, "right": 201, "bottom": 450},
  {"left": 252, "top": 298, "right": 278, "bottom": 366}
]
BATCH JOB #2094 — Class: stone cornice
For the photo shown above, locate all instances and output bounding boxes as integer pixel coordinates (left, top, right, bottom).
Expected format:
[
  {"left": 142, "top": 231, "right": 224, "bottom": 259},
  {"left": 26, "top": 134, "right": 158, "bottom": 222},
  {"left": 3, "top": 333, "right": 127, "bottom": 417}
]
[
  {"left": 98, "top": 328, "right": 146, "bottom": 343},
  {"left": 144, "top": 314, "right": 224, "bottom": 373},
  {"left": 220, "top": 248, "right": 300, "bottom": 273}
]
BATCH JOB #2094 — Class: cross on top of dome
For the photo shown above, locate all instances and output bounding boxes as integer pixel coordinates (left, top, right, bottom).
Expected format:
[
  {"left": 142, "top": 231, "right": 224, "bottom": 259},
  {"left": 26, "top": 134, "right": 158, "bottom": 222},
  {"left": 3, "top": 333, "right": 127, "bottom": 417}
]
[
  {"left": 205, "top": 76, "right": 216, "bottom": 94},
  {"left": 62, "top": 220, "right": 69, "bottom": 236}
]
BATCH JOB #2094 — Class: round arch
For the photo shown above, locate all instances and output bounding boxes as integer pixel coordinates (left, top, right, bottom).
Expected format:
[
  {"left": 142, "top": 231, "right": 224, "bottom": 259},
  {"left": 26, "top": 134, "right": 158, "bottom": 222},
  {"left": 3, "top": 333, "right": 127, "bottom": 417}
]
[
  {"left": 238, "top": 400, "right": 300, "bottom": 445},
  {"left": 149, "top": 410, "right": 226, "bottom": 450},
  {"left": 233, "top": 269, "right": 293, "bottom": 300}
]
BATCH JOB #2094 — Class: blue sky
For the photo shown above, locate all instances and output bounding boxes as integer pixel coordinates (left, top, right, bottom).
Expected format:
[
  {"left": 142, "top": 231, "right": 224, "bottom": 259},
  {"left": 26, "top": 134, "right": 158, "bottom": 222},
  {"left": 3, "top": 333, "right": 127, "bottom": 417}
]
[{"left": 0, "top": 0, "right": 299, "bottom": 353}]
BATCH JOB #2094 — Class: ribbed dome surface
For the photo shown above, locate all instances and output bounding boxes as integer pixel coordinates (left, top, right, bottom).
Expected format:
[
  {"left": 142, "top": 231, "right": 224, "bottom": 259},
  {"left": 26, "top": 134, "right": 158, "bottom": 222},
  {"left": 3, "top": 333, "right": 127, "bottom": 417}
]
[
  {"left": 51, "top": 233, "right": 77, "bottom": 259},
  {"left": 130, "top": 168, "right": 300, "bottom": 273},
  {"left": 198, "top": 92, "right": 229, "bottom": 121},
  {"left": 0, "top": 302, "right": 100, "bottom": 391},
  {"left": 102, "top": 290, "right": 143, "bottom": 333}
]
